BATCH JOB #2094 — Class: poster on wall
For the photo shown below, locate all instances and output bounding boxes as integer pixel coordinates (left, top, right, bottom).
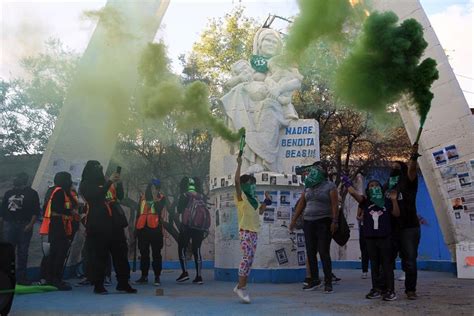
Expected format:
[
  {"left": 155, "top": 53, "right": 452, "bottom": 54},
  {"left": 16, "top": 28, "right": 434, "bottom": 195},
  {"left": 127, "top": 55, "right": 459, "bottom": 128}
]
[
  {"left": 297, "top": 250, "right": 306, "bottom": 266},
  {"left": 433, "top": 150, "right": 447, "bottom": 166},
  {"left": 264, "top": 208, "right": 275, "bottom": 223},
  {"left": 458, "top": 173, "right": 472, "bottom": 188},
  {"left": 445, "top": 145, "right": 459, "bottom": 162},
  {"left": 297, "top": 233, "right": 305, "bottom": 248},
  {"left": 451, "top": 197, "right": 465, "bottom": 211},
  {"left": 275, "top": 248, "right": 289, "bottom": 265},
  {"left": 456, "top": 242, "right": 474, "bottom": 279},
  {"left": 280, "top": 191, "right": 291, "bottom": 205},
  {"left": 276, "top": 206, "right": 291, "bottom": 220}
]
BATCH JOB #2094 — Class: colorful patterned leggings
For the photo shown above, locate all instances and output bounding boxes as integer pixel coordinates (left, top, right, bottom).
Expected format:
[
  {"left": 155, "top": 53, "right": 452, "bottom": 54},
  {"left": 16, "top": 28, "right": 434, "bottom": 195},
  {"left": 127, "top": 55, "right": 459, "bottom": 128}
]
[{"left": 238, "top": 230, "right": 258, "bottom": 277}]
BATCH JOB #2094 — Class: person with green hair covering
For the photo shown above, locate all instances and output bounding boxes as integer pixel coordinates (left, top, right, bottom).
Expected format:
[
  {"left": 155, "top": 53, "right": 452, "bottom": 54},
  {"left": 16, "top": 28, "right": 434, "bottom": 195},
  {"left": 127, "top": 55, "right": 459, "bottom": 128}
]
[
  {"left": 233, "top": 156, "right": 272, "bottom": 304},
  {"left": 290, "top": 162, "right": 338, "bottom": 294},
  {"left": 342, "top": 177, "right": 401, "bottom": 301},
  {"left": 176, "top": 176, "right": 207, "bottom": 284}
]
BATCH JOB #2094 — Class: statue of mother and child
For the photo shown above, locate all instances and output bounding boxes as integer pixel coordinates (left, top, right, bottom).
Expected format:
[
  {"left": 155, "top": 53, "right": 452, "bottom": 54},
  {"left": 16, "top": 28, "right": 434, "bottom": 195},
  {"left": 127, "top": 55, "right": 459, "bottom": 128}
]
[{"left": 221, "top": 28, "right": 303, "bottom": 173}]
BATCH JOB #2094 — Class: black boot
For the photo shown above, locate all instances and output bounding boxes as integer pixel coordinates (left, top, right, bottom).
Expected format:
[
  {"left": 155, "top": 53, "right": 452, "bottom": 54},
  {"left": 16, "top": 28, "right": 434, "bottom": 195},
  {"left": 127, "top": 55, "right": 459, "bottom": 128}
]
[
  {"left": 93, "top": 282, "right": 108, "bottom": 295},
  {"left": 116, "top": 281, "right": 137, "bottom": 294}
]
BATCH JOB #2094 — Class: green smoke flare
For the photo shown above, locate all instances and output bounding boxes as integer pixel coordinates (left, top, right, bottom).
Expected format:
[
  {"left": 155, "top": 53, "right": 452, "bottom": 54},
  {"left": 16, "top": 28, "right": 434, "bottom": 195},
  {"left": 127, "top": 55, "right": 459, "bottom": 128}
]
[
  {"left": 138, "top": 43, "right": 244, "bottom": 142},
  {"left": 334, "top": 11, "right": 439, "bottom": 125},
  {"left": 286, "top": 0, "right": 367, "bottom": 61}
]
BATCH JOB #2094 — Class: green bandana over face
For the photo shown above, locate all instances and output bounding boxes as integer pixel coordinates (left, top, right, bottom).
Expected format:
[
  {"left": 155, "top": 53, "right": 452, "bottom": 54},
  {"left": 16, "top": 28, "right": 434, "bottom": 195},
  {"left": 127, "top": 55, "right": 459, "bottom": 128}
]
[
  {"left": 388, "top": 176, "right": 399, "bottom": 190},
  {"left": 368, "top": 187, "right": 385, "bottom": 208},
  {"left": 304, "top": 167, "right": 325, "bottom": 188},
  {"left": 241, "top": 183, "right": 259, "bottom": 210},
  {"left": 250, "top": 55, "right": 269, "bottom": 73}
]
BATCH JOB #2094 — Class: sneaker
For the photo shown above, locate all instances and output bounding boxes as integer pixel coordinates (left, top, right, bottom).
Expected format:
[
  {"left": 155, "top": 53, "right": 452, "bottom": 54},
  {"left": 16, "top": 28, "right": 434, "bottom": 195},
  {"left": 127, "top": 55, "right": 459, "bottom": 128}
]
[
  {"left": 154, "top": 276, "right": 161, "bottom": 286},
  {"left": 192, "top": 276, "right": 203, "bottom": 285},
  {"left": 93, "top": 284, "right": 108, "bottom": 295},
  {"left": 366, "top": 289, "right": 381, "bottom": 299},
  {"left": 332, "top": 273, "right": 341, "bottom": 283},
  {"left": 53, "top": 281, "right": 72, "bottom": 291},
  {"left": 361, "top": 272, "right": 368, "bottom": 279},
  {"left": 75, "top": 278, "right": 91, "bottom": 287},
  {"left": 302, "top": 280, "right": 322, "bottom": 291},
  {"left": 406, "top": 291, "right": 418, "bottom": 300},
  {"left": 176, "top": 271, "right": 189, "bottom": 283},
  {"left": 134, "top": 276, "right": 148, "bottom": 284},
  {"left": 104, "top": 276, "right": 112, "bottom": 287},
  {"left": 398, "top": 272, "right": 406, "bottom": 281},
  {"left": 116, "top": 283, "right": 137, "bottom": 294},
  {"left": 383, "top": 291, "right": 397, "bottom": 301},
  {"left": 324, "top": 284, "right": 333, "bottom": 294},
  {"left": 303, "top": 277, "right": 311, "bottom": 286},
  {"left": 233, "top": 285, "right": 251, "bottom": 304}
]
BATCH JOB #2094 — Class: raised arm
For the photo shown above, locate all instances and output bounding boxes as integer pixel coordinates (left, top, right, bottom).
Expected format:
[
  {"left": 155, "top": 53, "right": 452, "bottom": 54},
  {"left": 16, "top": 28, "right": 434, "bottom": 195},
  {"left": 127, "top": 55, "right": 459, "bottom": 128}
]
[
  {"left": 341, "top": 175, "right": 365, "bottom": 204},
  {"left": 408, "top": 143, "right": 419, "bottom": 182},
  {"left": 235, "top": 156, "right": 243, "bottom": 201},
  {"left": 389, "top": 190, "right": 400, "bottom": 217}
]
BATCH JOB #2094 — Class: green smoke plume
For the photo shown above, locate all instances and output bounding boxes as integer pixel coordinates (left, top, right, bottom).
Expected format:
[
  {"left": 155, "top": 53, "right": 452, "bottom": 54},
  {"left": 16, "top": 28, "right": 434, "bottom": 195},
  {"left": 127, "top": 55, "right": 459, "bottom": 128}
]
[
  {"left": 334, "top": 11, "right": 438, "bottom": 125},
  {"left": 286, "top": 0, "right": 368, "bottom": 61},
  {"left": 138, "top": 43, "right": 244, "bottom": 142}
]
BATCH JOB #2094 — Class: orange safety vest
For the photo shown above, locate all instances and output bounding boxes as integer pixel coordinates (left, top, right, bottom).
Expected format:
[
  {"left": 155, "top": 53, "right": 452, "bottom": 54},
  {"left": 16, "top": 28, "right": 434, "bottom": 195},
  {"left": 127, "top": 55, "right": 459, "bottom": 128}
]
[
  {"left": 135, "top": 194, "right": 163, "bottom": 230},
  {"left": 39, "top": 187, "right": 77, "bottom": 236},
  {"left": 106, "top": 183, "right": 118, "bottom": 203}
]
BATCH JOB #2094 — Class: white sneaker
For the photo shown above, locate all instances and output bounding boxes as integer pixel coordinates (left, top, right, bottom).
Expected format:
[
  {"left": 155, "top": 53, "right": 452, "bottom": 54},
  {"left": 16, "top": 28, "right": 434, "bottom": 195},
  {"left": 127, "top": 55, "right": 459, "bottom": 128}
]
[
  {"left": 361, "top": 272, "right": 368, "bottom": 279},
  {"left": 233, "top": 285, "right": 251, "bottom": 303},
  {"left": 398, "top": 272, "right": 406, "bottom": 281}
]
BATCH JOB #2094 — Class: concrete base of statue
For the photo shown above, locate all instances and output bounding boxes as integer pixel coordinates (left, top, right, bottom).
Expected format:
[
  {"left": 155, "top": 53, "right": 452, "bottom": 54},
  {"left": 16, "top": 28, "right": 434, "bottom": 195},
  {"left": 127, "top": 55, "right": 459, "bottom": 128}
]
[{"left": 209, "top": 119, "right": 320, "bottom": 282}]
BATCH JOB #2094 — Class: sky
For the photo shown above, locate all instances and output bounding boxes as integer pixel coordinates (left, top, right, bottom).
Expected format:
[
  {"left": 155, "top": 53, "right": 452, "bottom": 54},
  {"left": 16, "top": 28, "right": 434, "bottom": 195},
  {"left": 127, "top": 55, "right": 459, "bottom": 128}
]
[{"left": 1, "top": 0, "right": 473, "bottom": 107}]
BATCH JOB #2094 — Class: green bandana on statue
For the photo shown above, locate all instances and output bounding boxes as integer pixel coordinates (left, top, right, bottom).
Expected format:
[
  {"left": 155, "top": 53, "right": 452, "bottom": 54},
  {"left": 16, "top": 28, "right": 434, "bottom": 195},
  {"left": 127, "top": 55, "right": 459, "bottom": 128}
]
[
  {"left": 304, "top": 167, "right": 326, "bottom": 188},
  {"left": 368, "top": 187, "right": 385, "bottom": 208},
  {"left": 250, "top": 55, "right": 269, "bottom": 73},
  {"left": 241, "top": 183, "right": 259, "bottom": 210},
  {"left": 388, "top": 176, "right": 399, "bottom": 190}
]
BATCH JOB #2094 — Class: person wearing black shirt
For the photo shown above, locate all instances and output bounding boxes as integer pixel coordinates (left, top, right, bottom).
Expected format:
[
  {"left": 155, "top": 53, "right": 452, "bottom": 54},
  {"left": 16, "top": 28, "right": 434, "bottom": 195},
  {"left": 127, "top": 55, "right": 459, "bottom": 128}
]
[
  {"left": 386, "top": 144, "right": 421, "bottom": 300},
  {"left": 47, "top": 172, "right": 77, "bottom": 291},
  {"left": 347, "top": 180, "right": 400, "bottom": 301},
  {"left": 79, "top": 160, "right": 136, "bottom": 295},
  {"left": 0, "top": 172, "right": 40, "bottom": 285}
]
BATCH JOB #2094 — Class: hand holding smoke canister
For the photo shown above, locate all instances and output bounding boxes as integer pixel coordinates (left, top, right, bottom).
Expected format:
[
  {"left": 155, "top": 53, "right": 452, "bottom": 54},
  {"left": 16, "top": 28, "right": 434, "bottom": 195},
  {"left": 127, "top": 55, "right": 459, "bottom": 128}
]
[
  {"left": 238, "top": 132, "right": 246, "bottom": 157},
  {"left": 341, "top": 175, "right": 353, "bottom": 188}
]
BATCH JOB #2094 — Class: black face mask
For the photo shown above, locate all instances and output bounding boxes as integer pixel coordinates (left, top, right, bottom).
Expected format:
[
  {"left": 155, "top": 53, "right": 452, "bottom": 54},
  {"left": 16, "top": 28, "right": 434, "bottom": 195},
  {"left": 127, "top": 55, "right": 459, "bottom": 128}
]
[{"left": 390, "top": 169, "right": 401, "bottom": 177}]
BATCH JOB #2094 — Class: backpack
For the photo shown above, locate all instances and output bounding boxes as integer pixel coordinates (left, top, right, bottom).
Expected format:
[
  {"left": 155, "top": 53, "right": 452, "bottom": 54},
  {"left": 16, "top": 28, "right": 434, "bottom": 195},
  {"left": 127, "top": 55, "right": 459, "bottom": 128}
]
[
  {"left": 332, "top": 207, "right": 350, "bottom": 247},
  {"left": 181, "top": 192, "right": 211, "bottom": 232}
]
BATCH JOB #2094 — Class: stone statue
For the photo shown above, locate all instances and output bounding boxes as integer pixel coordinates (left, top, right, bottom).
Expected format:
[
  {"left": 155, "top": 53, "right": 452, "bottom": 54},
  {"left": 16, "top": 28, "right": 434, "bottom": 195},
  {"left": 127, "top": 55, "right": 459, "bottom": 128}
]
[{"left": 222, "top": 28, "right": 302, "bottom": 172}]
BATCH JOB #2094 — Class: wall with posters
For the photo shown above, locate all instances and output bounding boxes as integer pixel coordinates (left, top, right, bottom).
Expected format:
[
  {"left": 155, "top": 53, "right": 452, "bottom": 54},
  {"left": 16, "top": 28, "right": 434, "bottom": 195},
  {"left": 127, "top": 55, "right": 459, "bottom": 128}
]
[
  {"left": 212, "top": 173, "right": 307, "bottom": 282},
  {"left": 374, "top": 1, "right": 474, "bottom": 276}
]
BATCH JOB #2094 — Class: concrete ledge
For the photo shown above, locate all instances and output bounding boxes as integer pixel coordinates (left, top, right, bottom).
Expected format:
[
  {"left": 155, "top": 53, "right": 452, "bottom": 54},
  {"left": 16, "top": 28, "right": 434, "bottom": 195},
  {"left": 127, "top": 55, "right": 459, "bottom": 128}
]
[
  {"left": 214, "top": 260, "right": 457, "bottom": 283},
  {"left": 26, "top": 260, "right": 456, "bottom": 282}
]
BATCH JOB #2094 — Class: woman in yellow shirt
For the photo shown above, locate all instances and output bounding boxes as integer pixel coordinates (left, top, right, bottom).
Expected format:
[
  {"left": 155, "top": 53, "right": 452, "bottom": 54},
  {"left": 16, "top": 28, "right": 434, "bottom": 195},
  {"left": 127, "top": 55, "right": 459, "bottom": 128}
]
[{"left": 233, "top": 156, "right": 271, "bottom": 303}]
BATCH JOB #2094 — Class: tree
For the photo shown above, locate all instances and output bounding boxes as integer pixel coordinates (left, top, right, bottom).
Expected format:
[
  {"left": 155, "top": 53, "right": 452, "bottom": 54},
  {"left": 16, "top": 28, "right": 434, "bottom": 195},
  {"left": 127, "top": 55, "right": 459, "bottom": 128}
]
[{"left": 0, "top": 39, "right": 79, "bottom": 155}]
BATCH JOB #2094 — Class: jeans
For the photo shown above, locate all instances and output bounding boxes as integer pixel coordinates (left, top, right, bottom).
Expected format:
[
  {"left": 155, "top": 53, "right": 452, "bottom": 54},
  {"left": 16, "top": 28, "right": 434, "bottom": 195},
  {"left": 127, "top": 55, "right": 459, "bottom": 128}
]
[
  {"left": 400, "top": 227, "right": 420, "bottom": 293},
  {"left": 3, "top": 221, "right": 33, "bottom": 281},
  {"left": 303, "top": 218, "right": 332, "bottom": 285},
  {"left": 359, "top": 231, "right": 369, "bottom": 273},
  {"left": 366, "top": 236, "right": 394, "bottom": 292}
]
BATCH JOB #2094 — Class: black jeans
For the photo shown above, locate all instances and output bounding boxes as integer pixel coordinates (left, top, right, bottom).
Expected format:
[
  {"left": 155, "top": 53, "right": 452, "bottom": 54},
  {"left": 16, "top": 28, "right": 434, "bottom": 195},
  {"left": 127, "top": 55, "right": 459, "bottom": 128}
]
[
  {"left": 2, "top": 221, "right": 33, "bottom": 282},
  {"left": 400, "top": 227, "right": 420, "bottom": 293},
  {"left": 137, "top": 227, "right": 163, "bottom": 277},
  {"left": 178, "top": 226, "right": 205, "bottom": 277},
  {"left": 359, "top": 231, "right": 369, "bottom": 273},
  {"left": 303, "top": 218, "right": 332, "bottom": 285},
  {"left": 86, "top": 231, "right": 130, "bottom": 287},
  {"left": 366, "top": 236, "right": 394, "bottom": 292}
]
